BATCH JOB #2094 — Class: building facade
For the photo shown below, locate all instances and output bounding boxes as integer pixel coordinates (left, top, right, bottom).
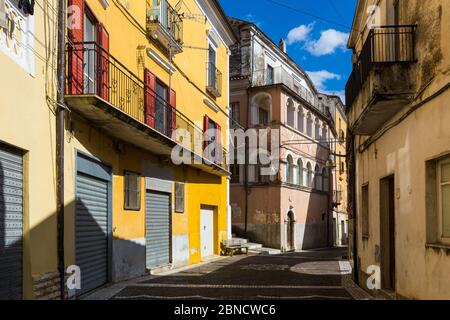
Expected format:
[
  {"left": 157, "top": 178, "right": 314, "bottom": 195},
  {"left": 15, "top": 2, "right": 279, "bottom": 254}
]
[
  {"left": 319, "top": 94, "right": 349, "bottom": 248},
  {"left": 346, "top": 0, "right": 450, "bottom": 299},
  {"left": 228, "top": 18, "right": 335, "bottom": 251},
  {"left": 0, "top": 0, "right": 235, "bottom": 299}
]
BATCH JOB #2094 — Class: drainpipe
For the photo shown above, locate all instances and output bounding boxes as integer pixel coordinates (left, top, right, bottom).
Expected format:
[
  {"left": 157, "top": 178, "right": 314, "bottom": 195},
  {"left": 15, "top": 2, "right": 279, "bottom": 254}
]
[
  {"left": 348, "top": 130, "right": 359, "bottom": 285},
  {"left": 56, "top": 0, "right": 67, "bottom": 300}
]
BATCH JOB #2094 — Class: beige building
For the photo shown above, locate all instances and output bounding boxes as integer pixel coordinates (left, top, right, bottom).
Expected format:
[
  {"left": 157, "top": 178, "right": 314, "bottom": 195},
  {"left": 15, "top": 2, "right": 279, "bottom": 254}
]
[
  {"left": 346, "top": 0, "right": 450, "bottom": 299},
  {"left": 228, "top": 19, "right": 336, "bottom": 251}
]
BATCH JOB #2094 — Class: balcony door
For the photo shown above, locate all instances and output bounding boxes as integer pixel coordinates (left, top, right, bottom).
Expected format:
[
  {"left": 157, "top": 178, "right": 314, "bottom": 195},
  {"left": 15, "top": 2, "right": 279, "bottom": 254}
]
[
  {"left": 155, "top": 81, "right": 167, "bottom": 134},
  {"left": 208, "top": 44, "right": 217, "bottom": 89},
  {"left": 84, "top": 11, "right": 97, "bottom": 94}
]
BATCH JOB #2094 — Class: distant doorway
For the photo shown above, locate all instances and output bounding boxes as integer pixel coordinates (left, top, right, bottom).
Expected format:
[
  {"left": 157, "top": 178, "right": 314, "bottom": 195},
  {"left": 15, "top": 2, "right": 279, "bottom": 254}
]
[
  {"left": 380, "top": 175, "right": 396, "bottom": 291},
  {"left": 286, "top": 211, "right": 295, "bottom": 251}
]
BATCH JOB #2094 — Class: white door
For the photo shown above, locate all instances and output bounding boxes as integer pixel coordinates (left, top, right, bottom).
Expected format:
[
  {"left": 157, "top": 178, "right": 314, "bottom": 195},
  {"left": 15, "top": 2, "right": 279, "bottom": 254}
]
[{"left": 200, "top": 207, "right": 214, "bottom": 258}]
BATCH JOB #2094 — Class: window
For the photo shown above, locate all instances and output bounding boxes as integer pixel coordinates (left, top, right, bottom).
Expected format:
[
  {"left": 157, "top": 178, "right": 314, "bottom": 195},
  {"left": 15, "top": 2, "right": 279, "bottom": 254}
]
[
  {"left": 259, "top": 108, "right": 269, "bottom": 126},
  {"left": 297, "top": 109, "right": 304, "bottom": 132},
  {"left": 174, "top": 182, "right": 185, "bottom": 213},
  {"left": 298, "top": 159, "right": 303, "bottom": 186},
  {"left": 203, "top": 115, "right": 222, "bottom": 163},
  {"left": 208, "top": 43, "right": 217, "bottom": 86},
  {"left": 230, "top": 164, "right": 240, "bottom": 183},
  {"left": 314, "top": 118, "right": 321, "bottom": 140},
  {"left": 266, "top": 65, "right": 274, "bottom": 85},
  {"left": 287, "top": 99, "right": 295, "bottom": 127},
  {"left": 306, "top": 162, "right": 312, "bottom": 188},
  {"left": 306, "top": 113, "right": 313, "bottom": 137},
  {"left": 230, "top": 102, "right": 240, "bottom": 127},
  {"left": 286, "top": 155, "right": 294, "bottom": 184},
  {"left": 322, "top": 168, "right": 329, "bottom": 192},
  {"left": 362, "top": 184, "right": 369, "bottom": 238},
  {"left": 340, "top": 160, "right": 345, "bottom": 174},
  {"left": 314, "top": 165, "right": 321, "bottom": 190},
  {"left": 124, "top": 171, "right": 141, "bottom": 210},
  {"left": 438, "top": 159, "right": 450, "bottom": 241}
]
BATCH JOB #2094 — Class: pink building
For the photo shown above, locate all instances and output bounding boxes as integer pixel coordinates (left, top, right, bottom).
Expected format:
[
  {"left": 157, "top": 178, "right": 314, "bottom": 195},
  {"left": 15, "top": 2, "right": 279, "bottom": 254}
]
[{"left": 228, "top": 18, "right": 337, "bottom": 251}]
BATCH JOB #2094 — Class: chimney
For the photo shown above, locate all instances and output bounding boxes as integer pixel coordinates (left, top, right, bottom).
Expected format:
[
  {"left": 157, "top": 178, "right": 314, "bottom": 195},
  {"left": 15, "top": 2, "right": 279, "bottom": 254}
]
[{"left": 279, "top": 39, "right": 286, "bottom": 53}]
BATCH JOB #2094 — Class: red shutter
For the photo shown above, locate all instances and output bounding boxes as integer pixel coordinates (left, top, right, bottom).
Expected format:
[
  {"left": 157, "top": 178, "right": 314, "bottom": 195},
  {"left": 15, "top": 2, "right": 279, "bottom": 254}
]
[
  {"left": 168, "top": 89, "right": 176, "bottom": 139},
  {"left": 144, "top": 69, "right": 156, "bottom": 128},
  {"left": 97, "top": 23, "right": 109, "bottom": 101},
  {"left": 67, "top": 0, "right": 84, "bottom": 94},
  {"left": 216, "top": 123, "right": 222, "bottom": 164},
  {"left": 203, "top": 115, "right": 209, "bottom": 158}
]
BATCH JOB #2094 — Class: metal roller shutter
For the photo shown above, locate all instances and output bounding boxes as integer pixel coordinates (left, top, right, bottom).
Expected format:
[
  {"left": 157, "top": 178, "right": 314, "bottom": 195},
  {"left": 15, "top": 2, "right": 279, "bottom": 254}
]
[
  {"left": 0, "top": 146, "right": 23, "bottom": 300},
  {"left": 76, "top": 173, "right": 108, "bottom": 295},
  {"left": 146, "top": 191, "right": 170, "bottom": 269}
]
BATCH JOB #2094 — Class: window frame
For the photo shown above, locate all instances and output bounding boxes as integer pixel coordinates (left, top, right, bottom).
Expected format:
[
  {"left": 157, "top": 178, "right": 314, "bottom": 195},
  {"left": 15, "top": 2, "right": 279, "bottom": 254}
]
[
  {"left": 124, "top": 170, "right": 141, "bottom": 211},
  {"left": 174, "top": 182, "right": 185, "bottom": 213},
  {"left": 437, "top": 158, "right": 450, "bottom": 244},
  {"left": 361, "top": 183, "right": 370, "bottom": 238}
]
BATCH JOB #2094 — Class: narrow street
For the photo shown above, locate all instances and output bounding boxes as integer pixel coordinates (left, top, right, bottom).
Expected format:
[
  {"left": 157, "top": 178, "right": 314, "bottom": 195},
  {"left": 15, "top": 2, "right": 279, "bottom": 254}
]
[{"left": 86, "top": 248, "right": 372, "bottom": 300}]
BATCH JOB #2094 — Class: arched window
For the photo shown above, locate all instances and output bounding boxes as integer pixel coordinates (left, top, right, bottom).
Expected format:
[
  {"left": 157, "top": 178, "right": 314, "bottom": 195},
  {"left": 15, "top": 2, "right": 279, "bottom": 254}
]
[
  {"left": 306, "top": 113, "right": 312, "bottom": 137},
  {"left": 315, "top": 118, "right": 321, "bottom": 140},
  {"left": 297, "top": 108, "right": 304, "bottom": 132},
  {"left": 306, "top": 162, "right": 312, "bottom": 188},
  {"left": 322, "top": 168, "right": 329, "bottom": 192},
  {"left": 322, "top": 125, "right": 328, "bottom": 143},
  {"left": 297, "top": 159, "right": 303, "bottom": 186},
  {"left": 286, "top": 155, "right": 294, "bottom": 184},
  {"left": 251, "top": 93, "right": 272, "bottom": 126},
  {"left": 287, "top": 98, "right": 295, "bottom": 127},
  {"left": 313, "top": 164, "right": 321, "bottom": 190}
]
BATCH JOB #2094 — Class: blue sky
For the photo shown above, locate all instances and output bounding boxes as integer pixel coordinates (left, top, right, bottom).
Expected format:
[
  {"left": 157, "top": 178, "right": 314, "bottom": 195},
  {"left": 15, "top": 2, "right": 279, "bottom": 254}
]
[{"left": 218, "top": 0, "right": 357, "bottom": 100}]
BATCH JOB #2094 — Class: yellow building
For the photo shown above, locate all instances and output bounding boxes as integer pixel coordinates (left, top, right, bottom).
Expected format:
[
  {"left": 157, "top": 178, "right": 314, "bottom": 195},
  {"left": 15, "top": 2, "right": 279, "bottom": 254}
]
[{"left": 0, "top": 0, "right": 235, "bottom": 299}]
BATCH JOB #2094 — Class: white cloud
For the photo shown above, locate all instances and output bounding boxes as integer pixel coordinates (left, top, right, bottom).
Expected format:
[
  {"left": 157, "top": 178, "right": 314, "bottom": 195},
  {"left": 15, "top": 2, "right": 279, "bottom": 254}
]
[
  {"left": 306, "top": 70, "right": 345, "bottom": 102},
  {"left": 245, "top": 13, "right": 262, "bottom": 27},
  {"left": 306, "top": 70, "right": 341, "bottom": 91},
  {"left": 305, "top": 29, "right": 349, "bottom": 56},
  {"left": 286, "top": 23, "right": 314, "bottom": 45}
]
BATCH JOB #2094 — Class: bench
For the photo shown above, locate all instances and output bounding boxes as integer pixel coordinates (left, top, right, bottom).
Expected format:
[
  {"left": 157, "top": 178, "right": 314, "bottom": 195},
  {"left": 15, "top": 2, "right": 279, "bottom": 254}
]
[{"left": 221, "top": 240, "right": 249, "bottom": 257}]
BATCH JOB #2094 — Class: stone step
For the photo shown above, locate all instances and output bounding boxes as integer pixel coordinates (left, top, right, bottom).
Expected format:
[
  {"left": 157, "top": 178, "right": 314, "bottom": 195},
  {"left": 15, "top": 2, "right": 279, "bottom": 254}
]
[
  {"left": 249, "top": 247, "right": 282, "bottom": 255},
  {"left": 242, "top": 242, "right": 263, "bottom": 250},
  {"left": 229, "top": 237, "right": 248, "bottom": 244}
]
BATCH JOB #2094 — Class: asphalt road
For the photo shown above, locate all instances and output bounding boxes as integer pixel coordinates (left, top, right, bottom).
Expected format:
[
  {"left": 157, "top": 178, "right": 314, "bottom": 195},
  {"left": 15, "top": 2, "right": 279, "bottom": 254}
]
[{"left": 108, "top": 247, "right": 371, "bottom": 300}]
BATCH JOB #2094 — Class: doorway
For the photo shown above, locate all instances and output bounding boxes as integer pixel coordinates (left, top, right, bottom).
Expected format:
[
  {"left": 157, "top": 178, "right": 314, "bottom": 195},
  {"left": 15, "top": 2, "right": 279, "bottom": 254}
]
[
  {"left": 200, "top": 206, "right": 215, "bottom": 259},
  {"left": 286, "top": 211, "right": 295, "bottom": 251},
  {"left": 380, "top": 175, "right": 396, "bottom": 291}
]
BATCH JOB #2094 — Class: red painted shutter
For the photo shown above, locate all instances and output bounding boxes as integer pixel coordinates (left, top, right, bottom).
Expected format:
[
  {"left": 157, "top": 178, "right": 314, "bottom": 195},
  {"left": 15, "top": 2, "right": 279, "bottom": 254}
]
[
  {"left": 203, "top": 115, "right": 209, "bottom": 158},
  {"left": 97, "top": 23, "right": 109, "bottom": 101},
  {"left": 67, "top": 0, "right": 84, "bottom": 94},
  {"left": 216, "top": 123, "right": 222, "bottom": 164},
  {"left": 144, "top": 69, "right": 156, "bottom": 128},
  {"left": 168, "top": 89, "right": 176, "bottom": 139}
]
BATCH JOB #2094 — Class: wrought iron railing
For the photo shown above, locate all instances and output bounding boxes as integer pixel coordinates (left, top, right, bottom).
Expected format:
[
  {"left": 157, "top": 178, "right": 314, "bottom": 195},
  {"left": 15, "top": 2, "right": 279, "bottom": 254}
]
[
  {"left": 345, "top": 25, "right": 417, "bottom": 108},
  {"left": 252, "top": 66, "right": 318, "bottom": 108},
  {"left": 65, "top": 42, "right": 227, "bottom": 169},
  {"left": 206, "top": 62, "right": 222, "bottom": 97},
  {"left": 146, "top": 0, "right": 183, "bottom": 45}
]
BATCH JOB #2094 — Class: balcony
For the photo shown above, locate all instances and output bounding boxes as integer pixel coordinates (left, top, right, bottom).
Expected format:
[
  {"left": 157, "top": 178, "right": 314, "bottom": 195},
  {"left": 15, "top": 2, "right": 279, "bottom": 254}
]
[
  {"left": 65, "top": 42, "right": 228, "bottom": 176},
  {"left": 345, "top": 26, "right": 417, "bottom": 135},
  {"left": 206, "top": 62, "right": 222, "bottom": 98},
  {"left": 146, "top": 0, "right": 183, "bottom": 54}
]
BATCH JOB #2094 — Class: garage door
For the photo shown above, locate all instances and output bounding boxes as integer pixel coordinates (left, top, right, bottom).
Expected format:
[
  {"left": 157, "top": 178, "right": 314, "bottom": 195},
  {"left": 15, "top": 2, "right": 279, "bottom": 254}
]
[
  {"left": 146, "top": 191, "right": 170, "bottom": 269},
  {"left": 0, "top": 146, "right": 23, "bottom": 299},
  {"left": 76, "top": 172, "right": 109, "bottom": 295}
]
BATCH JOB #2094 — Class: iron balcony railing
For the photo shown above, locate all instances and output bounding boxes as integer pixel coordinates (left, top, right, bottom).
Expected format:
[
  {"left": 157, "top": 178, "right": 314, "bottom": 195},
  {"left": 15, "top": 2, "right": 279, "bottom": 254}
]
[
  {"left": 65, "top": 42, "right": 227, "bottom": 169},
  {"left": 345, "top": 25, "right": 417, "bottom": 108},
  {"left": 147, "top": 0, "right": 183, "bottom": 45},
  {"left": 252, "top": 66, "right": 319, "bottom": 109},
  {"left": 206, "top": 62, "right": 222, "bottom": 97}
]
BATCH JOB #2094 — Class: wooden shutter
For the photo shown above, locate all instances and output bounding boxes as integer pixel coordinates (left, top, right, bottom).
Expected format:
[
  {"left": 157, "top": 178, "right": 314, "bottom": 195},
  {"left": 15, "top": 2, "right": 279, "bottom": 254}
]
[
  {"left": 144, "top": 69, "right": 156, "bottom": 128},
  {"left": 97, "top": 23, "right": 109, "bottom": 101},
  {"left": 67, "top": 0, "right": 84, "bottom": 94},
  {"left": 168, "top": 89, "right": 176, "bottom": 139}
]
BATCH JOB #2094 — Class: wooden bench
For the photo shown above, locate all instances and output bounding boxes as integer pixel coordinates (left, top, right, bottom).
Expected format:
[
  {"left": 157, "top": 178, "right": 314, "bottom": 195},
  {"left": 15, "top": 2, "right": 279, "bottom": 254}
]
[{"left": 221, "top": 240, "right": 249, "bottom": 257}]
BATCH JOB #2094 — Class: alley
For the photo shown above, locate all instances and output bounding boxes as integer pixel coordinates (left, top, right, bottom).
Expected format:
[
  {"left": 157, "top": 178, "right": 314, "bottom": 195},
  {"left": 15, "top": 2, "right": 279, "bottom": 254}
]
[{"left": 86, "top": 248, "right": 371, "bottom": 300}]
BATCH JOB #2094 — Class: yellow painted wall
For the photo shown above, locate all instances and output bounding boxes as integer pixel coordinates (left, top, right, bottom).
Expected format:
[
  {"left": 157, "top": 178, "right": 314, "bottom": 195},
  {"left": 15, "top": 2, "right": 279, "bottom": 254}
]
[{"left": 0, "top": 0, "right": 59, "bottom": 299}]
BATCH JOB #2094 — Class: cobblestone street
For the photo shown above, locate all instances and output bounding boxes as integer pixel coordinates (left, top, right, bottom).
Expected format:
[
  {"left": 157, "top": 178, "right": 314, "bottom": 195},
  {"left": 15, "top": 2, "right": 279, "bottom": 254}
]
[{"left": 85, "top": 247, "right": 372, "bottom": 300}]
